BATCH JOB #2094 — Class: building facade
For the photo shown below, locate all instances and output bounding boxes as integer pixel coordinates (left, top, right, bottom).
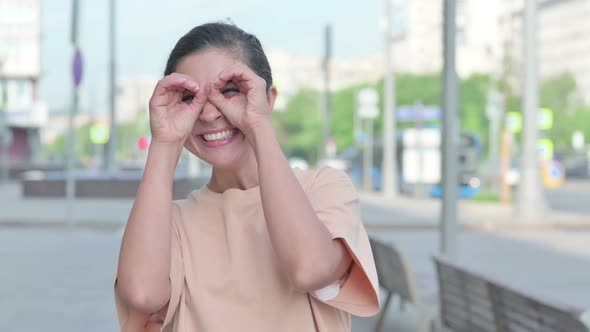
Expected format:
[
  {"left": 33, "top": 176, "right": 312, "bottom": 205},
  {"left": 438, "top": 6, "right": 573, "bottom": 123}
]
[
  {"left": 267, "top": 49, "right": 385, "bottom": 110},
  {"left": 0, "top": 0, "right": 47, "bottom": 169},
  {"left": 538, "top": 0, "right": 590, "bottom": 102},
  {"left": 497, "top": 0, "right": 590, "bottom": 103},
  {"left": 390, "top": 0, "right": 505, "bottom": 78}
]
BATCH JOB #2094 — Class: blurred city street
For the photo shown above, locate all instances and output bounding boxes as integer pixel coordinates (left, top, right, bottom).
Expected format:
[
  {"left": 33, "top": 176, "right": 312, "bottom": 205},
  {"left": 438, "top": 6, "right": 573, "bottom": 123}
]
[
  {"left": 1, "top": 179, "right": 590, "bottom": 331},
  {"left": 3, "top": 0, "right": 590, "bottom": 330},
  {"left": 2, "top": 219, "right": 590, "bottom": 331}
]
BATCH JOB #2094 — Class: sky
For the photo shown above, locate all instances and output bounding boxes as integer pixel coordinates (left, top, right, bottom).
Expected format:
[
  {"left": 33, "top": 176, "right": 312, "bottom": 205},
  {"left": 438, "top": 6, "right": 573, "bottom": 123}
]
[{"left": 40, "top": 0, "right": 385, "bottom": 113}]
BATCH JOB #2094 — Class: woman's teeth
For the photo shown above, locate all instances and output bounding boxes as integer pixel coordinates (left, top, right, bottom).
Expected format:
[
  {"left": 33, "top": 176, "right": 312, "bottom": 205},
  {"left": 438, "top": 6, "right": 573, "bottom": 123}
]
[{"left": 203, "top": 129, "right": 237, "bottom": 142}]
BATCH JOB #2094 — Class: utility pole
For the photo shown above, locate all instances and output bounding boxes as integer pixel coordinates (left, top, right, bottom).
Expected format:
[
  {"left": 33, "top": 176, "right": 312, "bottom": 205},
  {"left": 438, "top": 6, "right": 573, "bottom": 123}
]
[
  {"left": 518, "top": 0, "right": 547, "bottom": 219},
  {"left": 441, "top": 0, "right": 459, "bottom": 257},
  {"left": 321, "top": 24, "right": 332, "bottom": 159},
  {"left": 105, "top": 0, "right": 117, "bottom": 172},
  {"left": 0, "top": 60, "right": 9, "bottom": 183},
  {"left": 66, "top": 0, "right": 83, "bottom": 224},
  {"left": 358, "top": 88, "right": 380, "bottom": 191},
  {"left": 382, "top": 0, "right": 398, "bottom": 199}
]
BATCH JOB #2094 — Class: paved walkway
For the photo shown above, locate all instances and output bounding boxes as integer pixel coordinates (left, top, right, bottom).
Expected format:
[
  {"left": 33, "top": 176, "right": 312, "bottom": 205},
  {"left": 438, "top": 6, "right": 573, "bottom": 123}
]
[
  {"left": 0, "top": 182, "right": 132, "bottom": 227},
  {"left": 2, "top": 227, "right": 589, "bottom": 331},
  {"left": 1, "top": 182, "right": 589, "bottom": 229},
  {"left": 2, "top": 181, "right": 590, "bottom": 331},
  {"left": 360, "top": 190, "right": 590, "bottom": 229}
]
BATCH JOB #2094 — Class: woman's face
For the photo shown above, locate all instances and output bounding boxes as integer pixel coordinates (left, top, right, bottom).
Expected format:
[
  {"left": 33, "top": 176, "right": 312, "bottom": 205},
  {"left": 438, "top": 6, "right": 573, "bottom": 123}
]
[{"left": 175, "top": 47, "right": 253, "bottom": 170}]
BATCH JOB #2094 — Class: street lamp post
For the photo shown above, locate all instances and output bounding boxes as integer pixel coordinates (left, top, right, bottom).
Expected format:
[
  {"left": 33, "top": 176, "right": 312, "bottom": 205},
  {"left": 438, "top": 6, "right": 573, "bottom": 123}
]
[
  {"left": 321, "top": 24, "right": 332, "bottom": 159},
  {"left": 441, "top": 0, "right": 459, "bottom": 257},
  {"left": 518, "top": 0, "right": 547, "bottom": 219},
  {"left": 382, "top": 0, "right": 398, "bottom": 199},
  {"left": 358, "top": 88, "right": 380, "bottom": 191},
  {"left": 66, "top": 0, "right": 83, "bottom": 225},
  {"left": 105, "top": 0, "right": 118, "bottom": 173},
  {"left": 0, "top": 60, "right": 9, "bottom": 183}
]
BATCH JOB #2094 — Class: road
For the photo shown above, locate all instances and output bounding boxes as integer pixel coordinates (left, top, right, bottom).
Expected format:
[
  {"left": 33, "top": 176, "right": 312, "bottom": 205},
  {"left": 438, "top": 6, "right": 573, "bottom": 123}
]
[
  {"left": 2, "top": 226, "right": 589, "bottom": 332},
  {"left": 547, "top": 180, "right": 590, "bottom": 214}
]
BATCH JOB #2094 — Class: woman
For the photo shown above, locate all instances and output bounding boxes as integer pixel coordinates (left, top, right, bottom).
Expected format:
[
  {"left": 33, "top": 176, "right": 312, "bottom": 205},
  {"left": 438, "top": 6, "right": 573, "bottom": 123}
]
[{"left": 115, "top": 22, "right": 379, "bottom": 332}]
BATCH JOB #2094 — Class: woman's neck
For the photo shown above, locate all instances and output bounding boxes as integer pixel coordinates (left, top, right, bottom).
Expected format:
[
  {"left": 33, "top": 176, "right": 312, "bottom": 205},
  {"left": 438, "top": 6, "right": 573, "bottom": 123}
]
[{"left": 207, "top": 152, "right": 259, "bottom": 193}]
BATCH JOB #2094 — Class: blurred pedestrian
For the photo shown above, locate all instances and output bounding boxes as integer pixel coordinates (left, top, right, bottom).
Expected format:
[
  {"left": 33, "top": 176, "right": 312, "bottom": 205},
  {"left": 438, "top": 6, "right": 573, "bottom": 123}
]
[{"left": 114, "top": 21, "right": 379, "bottom": 332}]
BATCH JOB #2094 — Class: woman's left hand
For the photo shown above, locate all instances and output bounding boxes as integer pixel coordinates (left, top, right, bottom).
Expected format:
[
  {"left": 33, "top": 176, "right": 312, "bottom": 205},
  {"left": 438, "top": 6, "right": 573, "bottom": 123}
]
[{"left": 207, "top": 63, "right": 273, "bottom": 137}]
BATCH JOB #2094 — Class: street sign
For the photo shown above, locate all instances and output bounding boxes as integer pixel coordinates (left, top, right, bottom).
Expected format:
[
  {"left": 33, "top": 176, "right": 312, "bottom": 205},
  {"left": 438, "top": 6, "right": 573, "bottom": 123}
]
[
  {"left": 572, "top": 131, "right": 585, "bottom": 150},
  {"left": 357, "top": 88, "right": 379, "bottom": 119},
  {"left": 396, "top": 105, "right": 442, "bottom": 122},
  {"left": 505, "top": 112, "right": 523, "bottom": 133},
  {"left": 506, "top": 108, "right": 553, "bottom": 132},
  {"left": 89, "top": 124, "right": 109, "bottom": 144},
  {"left": 538, "top": 108, "right": 553, "bottom": 130},
  {"left": 73, "top": 48, "right": 83, "bottom": 88},
  {"left": 137, "top": 136, "right": 150, "bottom": 150},
  {"left": 537, "top": 139, "right": 554, "bottom": 161},
  {"left": 486, "top": 89, "right": 504, "bottom": 120},
  {"left": 542, "top": 160, "right": 564, "bottom": 188}
]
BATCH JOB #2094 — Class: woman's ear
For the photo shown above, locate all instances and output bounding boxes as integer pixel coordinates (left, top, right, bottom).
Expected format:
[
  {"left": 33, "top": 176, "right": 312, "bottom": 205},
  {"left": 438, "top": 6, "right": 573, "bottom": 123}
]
[{"left": 267, "top": 86, "right": 278, "bottom": 112}]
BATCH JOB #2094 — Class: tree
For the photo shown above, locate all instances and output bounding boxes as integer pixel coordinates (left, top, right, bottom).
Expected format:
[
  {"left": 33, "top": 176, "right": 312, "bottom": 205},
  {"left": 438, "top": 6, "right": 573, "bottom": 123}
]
[
  {"left": 272, "top": 89, "right": 322, "bottom": 164},
  {"left": 272, "top": 73, "right": 494, "bottom": 165},
  {"left": 541, "top": 72, "right": 590, "bottom": 151}
]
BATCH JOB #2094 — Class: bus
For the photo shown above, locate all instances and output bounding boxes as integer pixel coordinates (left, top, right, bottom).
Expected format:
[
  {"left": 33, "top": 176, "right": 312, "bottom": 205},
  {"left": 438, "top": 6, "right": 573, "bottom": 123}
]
[{"left": 341, "top": 131, "right": 482, "bottom": 198}]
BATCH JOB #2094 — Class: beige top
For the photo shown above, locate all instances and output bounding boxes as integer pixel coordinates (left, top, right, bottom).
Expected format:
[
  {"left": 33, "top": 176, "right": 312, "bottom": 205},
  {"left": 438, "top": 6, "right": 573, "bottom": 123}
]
[{"left": 116, "top": 166, "right": 379, "bottom": 331}]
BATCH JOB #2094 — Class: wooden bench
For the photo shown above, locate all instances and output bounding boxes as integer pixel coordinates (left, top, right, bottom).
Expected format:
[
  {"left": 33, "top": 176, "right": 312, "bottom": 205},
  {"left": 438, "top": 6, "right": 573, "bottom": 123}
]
[
  {"left": 369, "top": 237, "right": 437, "bottom": 332},
  {"left": 433, "top": 254, "right": 590, "bottom": 332}
]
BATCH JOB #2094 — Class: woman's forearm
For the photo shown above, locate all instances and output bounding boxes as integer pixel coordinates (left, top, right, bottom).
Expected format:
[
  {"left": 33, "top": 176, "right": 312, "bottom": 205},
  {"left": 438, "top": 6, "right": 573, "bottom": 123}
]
[
  {"left": 116, "top": 141, "right": 183, "bottom": 313},
  {"left": 249, "top": 122, "right": 352, "bottom": 292}
]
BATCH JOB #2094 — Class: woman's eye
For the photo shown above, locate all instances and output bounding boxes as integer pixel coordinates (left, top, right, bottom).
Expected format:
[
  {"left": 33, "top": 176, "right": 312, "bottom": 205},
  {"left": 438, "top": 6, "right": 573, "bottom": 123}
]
[
  {"left": 221, "top": 88, "right": 240, "bottom": 97},
  {"left": 181, "top": 93, "right": 195, "bottom": 103}
]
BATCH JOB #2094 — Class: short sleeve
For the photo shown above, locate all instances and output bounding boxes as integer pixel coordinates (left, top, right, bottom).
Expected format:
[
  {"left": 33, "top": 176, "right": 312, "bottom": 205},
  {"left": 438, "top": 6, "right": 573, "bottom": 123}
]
[
  {"left": 114, "top": 202, "right": 185, "bottom": 331},
  {"left": 306, "top": 166, "right": 380, "bottom": 317},
  {"left": 160, "top": 203, "right": 185, "bottom": 329}
]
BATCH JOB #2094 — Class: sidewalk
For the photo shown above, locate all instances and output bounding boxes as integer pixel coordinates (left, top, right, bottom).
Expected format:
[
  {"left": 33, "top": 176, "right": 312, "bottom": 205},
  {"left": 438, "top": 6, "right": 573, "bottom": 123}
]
[
  {"left": 2, "top": 182, "right": 590, "bottom": 332},
  {"left": 1, "top": 181, "right": 589, "bottom": 229},
  {"left": 0, "top": 182, "right": 133, "bottom": 228},
  {"left": 359, "top": 190, "right": 590, "bottom": 230}
]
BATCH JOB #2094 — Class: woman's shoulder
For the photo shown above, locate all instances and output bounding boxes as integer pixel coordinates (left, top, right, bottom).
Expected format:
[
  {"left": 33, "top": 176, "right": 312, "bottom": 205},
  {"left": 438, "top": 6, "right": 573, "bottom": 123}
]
[{"left": 293, "top": 166, "right": 353, "bottom": 192}]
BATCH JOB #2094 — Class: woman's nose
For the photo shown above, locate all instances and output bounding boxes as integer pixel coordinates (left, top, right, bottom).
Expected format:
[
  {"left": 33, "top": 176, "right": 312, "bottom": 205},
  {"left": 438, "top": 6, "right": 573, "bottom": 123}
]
[{"left": 199, "top": 102, "right": 223, "bottom": 122}]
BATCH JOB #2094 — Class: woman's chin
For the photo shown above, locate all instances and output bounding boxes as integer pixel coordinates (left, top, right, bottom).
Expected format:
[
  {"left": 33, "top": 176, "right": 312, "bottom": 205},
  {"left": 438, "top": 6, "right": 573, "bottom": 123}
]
[{"left": 201, "top": 152, "right": 250, "bottom": 171}]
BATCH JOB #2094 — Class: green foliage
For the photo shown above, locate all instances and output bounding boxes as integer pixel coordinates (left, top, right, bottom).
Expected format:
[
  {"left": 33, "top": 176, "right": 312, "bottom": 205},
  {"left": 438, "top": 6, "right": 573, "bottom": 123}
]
[
  {"left": 42, "top": 108, "right": 151, "bottom": 163},
  {"left": 272, "top": 89, "right": 322, "bottom": 164},
  {"left": 394, "top": 73, "right": 442, "bottom": 105},
  {"left": 540, "top": 72, "right": 581, "bottom": 114},
  {"left": 472, "top": 191, "right": 500, "bottom": 202},
  {"left": 273, "top": 73, "right": 494, "bottom": 163},
  {"left": 459, "top": 74, "right": 491, "bottom": 148},
  {"left": 540, "top": 72, "right": 590, "bottom": 151},
  {"left": 42, "top": 123, "right": 96, "bottom": 161},
  {"left": 116, "top": 109, "right": 151, "bottom": 159},
  {"left": 331, "top": 83, "right": 372, "bottom": 151}
]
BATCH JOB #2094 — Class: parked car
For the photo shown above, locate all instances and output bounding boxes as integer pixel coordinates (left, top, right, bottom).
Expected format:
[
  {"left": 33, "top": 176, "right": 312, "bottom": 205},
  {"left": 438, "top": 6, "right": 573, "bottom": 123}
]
[{"left": 562, "top": 152, "right": 590, "bottom": 178}]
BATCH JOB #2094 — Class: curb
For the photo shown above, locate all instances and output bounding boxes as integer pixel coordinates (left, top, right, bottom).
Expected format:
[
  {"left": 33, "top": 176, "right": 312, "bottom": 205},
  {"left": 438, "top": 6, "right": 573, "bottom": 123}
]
[
  {"left": 364, "top": 220, "right": 590, "bottom": 231},
  {"left": 0, "top": 218, "right": 125, "bottom": 230}
]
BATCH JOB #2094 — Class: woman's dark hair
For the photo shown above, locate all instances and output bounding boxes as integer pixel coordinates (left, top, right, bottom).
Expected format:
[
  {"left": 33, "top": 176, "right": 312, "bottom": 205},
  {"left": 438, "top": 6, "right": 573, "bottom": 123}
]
[{"left": 164, "top": 22, "right": 273, "bottom": 90}]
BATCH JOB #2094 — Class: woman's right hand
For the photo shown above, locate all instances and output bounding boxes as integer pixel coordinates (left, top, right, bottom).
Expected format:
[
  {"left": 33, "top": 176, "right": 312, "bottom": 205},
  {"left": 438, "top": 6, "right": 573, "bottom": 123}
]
[{"left": 148, "top": 73, "right": 206, "bottom": 145}]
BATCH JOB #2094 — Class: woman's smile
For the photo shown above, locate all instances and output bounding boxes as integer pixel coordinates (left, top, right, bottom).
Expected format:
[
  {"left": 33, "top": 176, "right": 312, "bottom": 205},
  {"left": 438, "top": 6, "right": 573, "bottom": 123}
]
[{"left": 198, "top": 128, "right": 241, "bottom": 148}]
